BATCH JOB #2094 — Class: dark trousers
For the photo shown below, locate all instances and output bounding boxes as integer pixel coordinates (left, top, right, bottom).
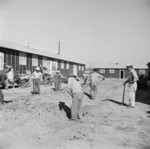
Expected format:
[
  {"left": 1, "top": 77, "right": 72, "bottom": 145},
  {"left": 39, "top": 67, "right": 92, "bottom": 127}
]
[
  {"left": 90, "top": 83, "right": 99, "bottom": 100},
  {"left": 0, "top": 89, "right": 4, "bottom": 104},
  {"left": 55, "top": 81, "right": 60, "bottom": 91},
  {"left": 71, "top": 92, "right": 83, "bottom": 120},
  {"left": 33, "top": 78, "right": 41, "bottom": 94}
]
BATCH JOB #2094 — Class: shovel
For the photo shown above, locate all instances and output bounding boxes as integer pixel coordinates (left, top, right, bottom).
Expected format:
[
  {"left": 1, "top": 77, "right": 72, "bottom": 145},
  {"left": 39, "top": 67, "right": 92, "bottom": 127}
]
[{"left": 122, "top": 84, "right": 126, "bottom": 105}]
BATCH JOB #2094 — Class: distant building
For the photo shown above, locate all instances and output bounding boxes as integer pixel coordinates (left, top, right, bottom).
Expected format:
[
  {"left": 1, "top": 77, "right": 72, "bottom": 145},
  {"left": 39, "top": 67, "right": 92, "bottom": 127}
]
[
  {"left": 147, "top": 62, "right": 150, "bottom": 78},
  {"left": 95, "top": 64, "right": 148, "bottom": 79},
  {"left": 0, "top": 41, "right": 86, "bottom": 77}
]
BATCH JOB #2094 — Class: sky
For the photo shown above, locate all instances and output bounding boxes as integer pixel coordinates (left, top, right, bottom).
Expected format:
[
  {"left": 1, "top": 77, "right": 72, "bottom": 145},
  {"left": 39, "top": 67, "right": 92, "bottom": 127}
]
[{"left": 0, "top": 0, "right": 150, "bottom": 68}]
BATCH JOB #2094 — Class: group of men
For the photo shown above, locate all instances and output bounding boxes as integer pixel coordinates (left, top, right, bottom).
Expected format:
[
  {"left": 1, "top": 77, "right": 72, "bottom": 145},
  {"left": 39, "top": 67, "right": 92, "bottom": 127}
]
[
  {"left": 66, "top": 63, "right": 138, "bottom": 121},
  {"left": 31, "top": 67, "right": 62, "bottom": 94},
  {"left": 65, "top": 68, "right": 105, "bottom": 121},
  {"left": 0, "top": 63, "right": 138, "bottom": 121}
]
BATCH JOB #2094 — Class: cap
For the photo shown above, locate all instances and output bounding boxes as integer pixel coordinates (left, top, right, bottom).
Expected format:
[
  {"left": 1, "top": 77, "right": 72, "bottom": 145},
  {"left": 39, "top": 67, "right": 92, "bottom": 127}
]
[{"left": 35, "top": 66, "right": 40, "bottom": 71}]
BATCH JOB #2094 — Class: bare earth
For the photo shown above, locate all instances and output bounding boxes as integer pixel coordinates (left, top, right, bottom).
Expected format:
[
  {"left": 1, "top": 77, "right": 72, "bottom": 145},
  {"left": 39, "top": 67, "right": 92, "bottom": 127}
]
[{"left": 0, "top": 79, "right": 150, "bottom": 149}]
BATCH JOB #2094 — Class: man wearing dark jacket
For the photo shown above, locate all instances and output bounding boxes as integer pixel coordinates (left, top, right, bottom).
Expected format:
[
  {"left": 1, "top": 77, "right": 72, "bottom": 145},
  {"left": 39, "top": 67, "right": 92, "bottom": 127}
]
[{"left": 0, "top": 68, "right": 9, "bottom": 105}]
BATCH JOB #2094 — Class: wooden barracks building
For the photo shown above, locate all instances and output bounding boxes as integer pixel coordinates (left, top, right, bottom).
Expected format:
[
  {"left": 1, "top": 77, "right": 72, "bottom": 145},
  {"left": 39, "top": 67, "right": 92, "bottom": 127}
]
[
  {"left": 95, "top": 64, "right": 148, "bottom": 79},
  {"left": 147, "top": 62, "right": 150, "bottom": 78},
  {"left": 0, "top": 41, "right": 86, "bottom": 77}
]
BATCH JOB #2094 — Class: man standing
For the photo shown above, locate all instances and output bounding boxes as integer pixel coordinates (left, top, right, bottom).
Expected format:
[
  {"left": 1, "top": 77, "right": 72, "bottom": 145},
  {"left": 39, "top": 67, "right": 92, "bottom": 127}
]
[
  {"left": 123, "top": 63, "right": 138, "bottom": 108},
  {"left": 0, "top": 67, "right": 9, "bottom": 105},
  {"left": 90, "top": 68, "right": 105, "bottom": 100},
  {"left": 67, "top": 73, "right": 83, "bottom": 121},
  {"left": 32, "top": 66, "right": 42, "bottom": 94},
  {"left": 14, "top": 70, "right": 22, "bottom": 85},
  {"left": 53, "top": 70, "right": 61, "bottom": 91}
]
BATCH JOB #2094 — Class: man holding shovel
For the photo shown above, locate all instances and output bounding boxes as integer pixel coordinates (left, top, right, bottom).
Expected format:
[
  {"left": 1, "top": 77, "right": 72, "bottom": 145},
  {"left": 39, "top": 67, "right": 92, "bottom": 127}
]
[
  {"left": 66, "top": 73, "right": 83, "bottom": 121},
  {"left": 53, "top": 70, "right": 61, "bottom": 91},
  {"left": 123, "top": 63, "right": 138, "bottom": 108},
  {"left": 89, "top": 68, "right": 105, "bottom": 100},
  {"left": 32, "top": 66, "right": 43, "bottom": 94}
]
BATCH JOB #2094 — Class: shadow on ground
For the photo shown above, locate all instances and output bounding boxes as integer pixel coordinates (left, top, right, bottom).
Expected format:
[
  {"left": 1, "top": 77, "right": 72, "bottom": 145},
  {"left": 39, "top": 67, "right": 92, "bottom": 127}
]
[
  {"left": 51, "top": 88, "right": 63, "bottom": 91},
  {"left": 1, "top": 100, "right": 13, "bottom": 105},
  {"left": 104, "top": 99, "right": 128, "bottom": 106},
  {"left": 83, "top": 92, "right": 93, "bottom": 99},
  {"left": 58, "top": 102, "right": 71, "bottom": 119}
]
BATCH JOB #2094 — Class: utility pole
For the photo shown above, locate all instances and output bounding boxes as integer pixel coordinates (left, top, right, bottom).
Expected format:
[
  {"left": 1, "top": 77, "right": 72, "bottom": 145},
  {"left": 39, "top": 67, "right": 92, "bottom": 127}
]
[{"left": 58, "top": 41, "right": 60, "bottom": 55}]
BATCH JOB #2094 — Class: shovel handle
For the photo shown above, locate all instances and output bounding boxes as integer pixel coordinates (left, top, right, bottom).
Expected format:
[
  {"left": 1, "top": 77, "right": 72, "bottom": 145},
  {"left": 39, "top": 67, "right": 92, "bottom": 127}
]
[{"left": 122, "top": 84, "right": 126, "bottom": 104}]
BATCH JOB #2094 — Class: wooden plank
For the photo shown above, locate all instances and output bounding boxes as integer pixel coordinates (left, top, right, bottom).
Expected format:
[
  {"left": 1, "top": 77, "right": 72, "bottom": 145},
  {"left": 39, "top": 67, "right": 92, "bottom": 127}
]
[
  {"left": 33, "top": 66, "right": 36, "bottom": 72},
  {"left": 16, "top": 50, "right": 20, "bottom": 72},
  {"left": 38, "top": 55, "right": 42, "bottom": 66},
  {"left": 0, "top": 48, "right": 3, "bottom": 52},
  {"left": 4, "top": 48, "right": 8, "bottom": 65},
  {"left": 12, "top": 50, "right": 16, "bottom": 73},
  {"left": 27, "top": 53, "right": 32, "bottom": 71},
  {"left": 20, "top": 65, "right": 26, "bottom": 74},
  {"left": 8, "top": 49, "right": 12, "bottom": 65},
  {"left": 27, "top": 53, "right": 30, "bottom": 70},
  {"left": 23, "top": 65, "right": 27, "bottom": 73},
  {"left": 29, "top": 54, "right": 32, "bottom": 72},
  {"left": 58, "top": 60, "right": 61, "bottom": 70},
  {"left": 20, "top": 65, "right": 23, "bottom": 74},
  {"left": 69, "top": 62, "right": 73, "bottom": 74}
]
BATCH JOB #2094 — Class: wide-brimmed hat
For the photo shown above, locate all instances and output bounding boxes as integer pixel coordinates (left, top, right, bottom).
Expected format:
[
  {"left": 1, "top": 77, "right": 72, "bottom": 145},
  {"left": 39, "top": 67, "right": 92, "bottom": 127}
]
[
  {"left": 35, "top": 66, "right": 40, "bottom": 71},
  {"left": 56, "top": 70, "right": 60, "bottom": 73},
  {"left": 93, "top": 68, "right": 97, "bottom": 72},
  {"left": 69, "top": 73, "right": 76, "bottom": 77}
]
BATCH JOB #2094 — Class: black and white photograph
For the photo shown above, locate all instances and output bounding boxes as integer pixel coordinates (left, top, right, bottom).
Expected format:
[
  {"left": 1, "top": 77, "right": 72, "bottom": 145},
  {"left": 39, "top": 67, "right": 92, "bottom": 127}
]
[{"left": 0, "top": 0, "right": 150, "bottom": 148}]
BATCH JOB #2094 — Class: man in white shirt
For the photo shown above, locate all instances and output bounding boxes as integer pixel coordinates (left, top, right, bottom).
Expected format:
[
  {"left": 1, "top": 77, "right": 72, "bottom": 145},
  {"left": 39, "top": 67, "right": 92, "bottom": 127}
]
[
  {"left": 6, "top": 67, "right": 14, "bottom": 87},
  {"left": 123, "top": 63, "right": 138, "bottom": 108},
  {"left": 32, "top": 66, "right": 42, "bottom": 94},
  {"left": 53, "top": 70, "right": 61, "bottom": 91},
  {"left": 67, "top": 73, "right": 83, "bottom": 121},
  {"left": 90, "top": 68, "right": 105, "bottom": 100}
]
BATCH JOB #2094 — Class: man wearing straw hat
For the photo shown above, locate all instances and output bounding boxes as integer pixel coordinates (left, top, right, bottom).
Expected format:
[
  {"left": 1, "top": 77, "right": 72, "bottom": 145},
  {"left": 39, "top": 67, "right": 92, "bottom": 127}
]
[
  {"left": 53, "top": 70, "right": 61, "bottom": 91},
  {"left": 32, "top": 66, "right": 42, "bottom": 94},
  {"left": 123, "top": 63, "right": 138, "bottom": 108}
]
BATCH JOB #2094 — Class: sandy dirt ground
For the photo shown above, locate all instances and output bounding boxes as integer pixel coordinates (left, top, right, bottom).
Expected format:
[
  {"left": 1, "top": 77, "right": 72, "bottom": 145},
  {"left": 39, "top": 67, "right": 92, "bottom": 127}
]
[{"left": 0, "top": 79, "right": 150, "bottom": 149}]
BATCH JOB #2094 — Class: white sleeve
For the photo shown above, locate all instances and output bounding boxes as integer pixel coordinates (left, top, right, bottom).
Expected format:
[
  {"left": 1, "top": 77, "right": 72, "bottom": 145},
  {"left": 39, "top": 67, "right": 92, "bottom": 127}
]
[
  {"left": 32, "top": 72, "right": 35, "bottom": 78},
  {"left": 98, "top": 74, "right": 104, "bottom": 79},
  {"left": 132, "top": 70, "right": 138, "bottom": 81},
  {"left": 68, "top": 78, "right": 71, "bottom": 89}
]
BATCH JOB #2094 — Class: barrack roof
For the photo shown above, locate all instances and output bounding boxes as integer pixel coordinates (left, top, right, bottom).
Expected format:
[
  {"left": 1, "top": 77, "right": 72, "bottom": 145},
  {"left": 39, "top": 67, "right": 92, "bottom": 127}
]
[
  {"left": 95, "top": 63, "right": 148, "bottom": 69},
  {"left": 0, "top": 40, "right": 86, "bottom": 65}
]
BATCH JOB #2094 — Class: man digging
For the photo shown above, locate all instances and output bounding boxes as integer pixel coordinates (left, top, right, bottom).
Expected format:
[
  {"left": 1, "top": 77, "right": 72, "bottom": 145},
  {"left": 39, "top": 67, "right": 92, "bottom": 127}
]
[{"left": 66, "top": 73, "right": 83, "bottom": 121}]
